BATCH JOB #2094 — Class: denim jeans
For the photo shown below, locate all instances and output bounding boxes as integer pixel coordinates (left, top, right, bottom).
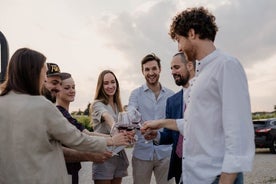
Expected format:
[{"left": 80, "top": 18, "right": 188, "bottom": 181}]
[{"left": 211, "top": 172, "right": 243, "bottom": 184}]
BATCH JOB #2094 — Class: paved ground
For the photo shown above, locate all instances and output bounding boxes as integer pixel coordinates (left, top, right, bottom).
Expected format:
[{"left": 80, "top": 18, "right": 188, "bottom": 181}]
[{"left": 79, "top": 148, "right": 276, "bottom": 184}]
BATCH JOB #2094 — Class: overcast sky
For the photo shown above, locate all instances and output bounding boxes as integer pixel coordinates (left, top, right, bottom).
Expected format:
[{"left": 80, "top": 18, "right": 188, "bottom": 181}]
[{"left": 1, "top": 0, "right": 276, "bottom": 112}]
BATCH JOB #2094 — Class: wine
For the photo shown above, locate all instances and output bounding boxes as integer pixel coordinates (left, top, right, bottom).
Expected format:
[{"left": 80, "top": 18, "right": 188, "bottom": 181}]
[
  {"left": 132, "top": 121, "right": 141, "bottom": 130},
  {"left": 127, "top": 126, "right": 135, "bottom": 131},
  {"left": 117, "top": 125, "right": 134, "bottom": 131},
  {"left": 117, "top": 125, "right": 128, "bottom": 131}
]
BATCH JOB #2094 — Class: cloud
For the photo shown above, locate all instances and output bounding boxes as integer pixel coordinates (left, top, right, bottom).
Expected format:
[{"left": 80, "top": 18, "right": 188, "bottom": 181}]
[
  {"left": 94, "top": 0, "right": 179, "bottom": 98},
  {"left": 1, "top": 0, "right": 275, "bottom": 112},
  {"left": 214, "top": 0, "right": 276, "bottom": 67},
  {"left": 92, "top": 0, "right": 276, "bottom": 111}
]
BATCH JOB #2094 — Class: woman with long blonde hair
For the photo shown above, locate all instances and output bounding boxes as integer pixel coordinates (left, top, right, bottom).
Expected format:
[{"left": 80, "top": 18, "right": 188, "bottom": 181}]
[{"left": 91, "top": 70, "right": 129, "bottom": 184}]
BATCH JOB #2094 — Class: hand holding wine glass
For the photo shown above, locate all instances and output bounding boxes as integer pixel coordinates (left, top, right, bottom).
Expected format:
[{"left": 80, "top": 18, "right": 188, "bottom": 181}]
[
  {"left": 127, "top": 107, "right": 153, "bottom": 143},
  {"left": 116, "top": 112, "right": 136, "bottom": 144}
]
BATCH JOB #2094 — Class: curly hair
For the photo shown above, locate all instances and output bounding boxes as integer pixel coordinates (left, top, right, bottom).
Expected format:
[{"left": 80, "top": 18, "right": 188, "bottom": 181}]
[{"left": 169, "top": 7, "right": 218, "bottom": 42}]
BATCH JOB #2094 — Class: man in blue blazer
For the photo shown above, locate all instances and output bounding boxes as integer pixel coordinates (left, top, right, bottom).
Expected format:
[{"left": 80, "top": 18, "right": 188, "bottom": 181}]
[{"left": 151, "top": 53, "right": 195, "bottom": 183}]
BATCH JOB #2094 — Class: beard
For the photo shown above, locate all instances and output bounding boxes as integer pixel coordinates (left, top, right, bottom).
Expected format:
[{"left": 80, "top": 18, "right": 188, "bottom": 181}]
[
  {"left": 145, "top": 75, "right": 160, "bottom": 86},
  {"left": 174, "top": 73, "right": 190, "bottom": 86},
  {"left": 41, "top": 86, "right": 57, "bottom": 103}
]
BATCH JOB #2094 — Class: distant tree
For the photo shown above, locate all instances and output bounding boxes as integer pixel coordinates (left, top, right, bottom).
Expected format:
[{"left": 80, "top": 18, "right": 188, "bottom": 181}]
[
  {"left": 83, "top": 103, "right": 91, "bottom": 116},
  {"left": 76, "top": 109, "right": 83, "bottom": 115}
]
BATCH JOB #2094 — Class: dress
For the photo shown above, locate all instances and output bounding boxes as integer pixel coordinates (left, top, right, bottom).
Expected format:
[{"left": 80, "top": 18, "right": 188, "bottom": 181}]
[
  {"left": 176, "top": 49, "right": 255, "bottom": 183},
  {"left": 91, "top": 100, "right": 129, "bottom": 180},
  {"left": 56, "top": 105, "right": 85, "bottom": 184},
  {"left": 128, "top": 84, "right": 174, "bottom": 184},
  {"left": 0, "top": 91, "right": 107, "bottom": 184}
]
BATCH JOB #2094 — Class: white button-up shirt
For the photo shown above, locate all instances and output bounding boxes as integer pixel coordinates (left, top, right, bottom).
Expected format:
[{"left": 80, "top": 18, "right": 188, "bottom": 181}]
[{"left": 176, "top": 49, "right": 255, "bottom": 184}]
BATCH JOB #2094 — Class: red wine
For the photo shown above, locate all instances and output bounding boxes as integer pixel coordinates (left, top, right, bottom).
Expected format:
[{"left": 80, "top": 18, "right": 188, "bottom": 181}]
[
  {"left": 117, "top": 125, "right": 128, "bottom": 131},
  {"left": 117, "top": 125, "right": 134, "bottom": 131},
  {"left": 132, "top": 122, "right": 141, "bottom": 130}
]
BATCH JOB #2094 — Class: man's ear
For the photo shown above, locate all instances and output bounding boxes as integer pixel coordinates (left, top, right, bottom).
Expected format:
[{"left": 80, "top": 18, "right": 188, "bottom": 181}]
[
  {"left": 186, "top": 61, "right": 194, "bottom": 72},
  {"left": 188, "top": 29, "right": 196, "bottom": 39}
]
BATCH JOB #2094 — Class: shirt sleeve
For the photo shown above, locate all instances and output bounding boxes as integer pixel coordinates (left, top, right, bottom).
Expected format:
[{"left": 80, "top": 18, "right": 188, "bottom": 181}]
[
  {"left": 176, "top": 119, "right": 184, "bottom": 135},
  {"left": 91, "top": 101, "right": 108, "bottom": 122},
  {"left": 220, "top": 59, "right": 255, "bottom": 172},
  {"left": 45, "top": 101, "right": 107, "bottom": 153},
  {"left": 128, "top": 89, "right": 139, "bottom": 110}
]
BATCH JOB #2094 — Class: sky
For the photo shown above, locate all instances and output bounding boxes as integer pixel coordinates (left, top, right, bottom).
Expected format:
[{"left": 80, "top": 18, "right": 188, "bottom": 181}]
[{"left": 0, "top": 0, "right": 276, "bottom": 112}]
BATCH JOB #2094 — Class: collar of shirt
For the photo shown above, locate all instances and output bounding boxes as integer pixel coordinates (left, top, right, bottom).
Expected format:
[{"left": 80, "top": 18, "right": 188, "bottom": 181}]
[
  {"left": 142, "top": 83, "right": 166, "bottom": 93},
  {"left": 195, "top": 49, "right": 219, "bottom": 77}
]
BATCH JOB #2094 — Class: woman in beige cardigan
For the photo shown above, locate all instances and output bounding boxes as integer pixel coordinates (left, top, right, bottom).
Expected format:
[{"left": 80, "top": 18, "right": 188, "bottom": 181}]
[{"left": 0, "top": 48, "right": 129, "bottom": 184}]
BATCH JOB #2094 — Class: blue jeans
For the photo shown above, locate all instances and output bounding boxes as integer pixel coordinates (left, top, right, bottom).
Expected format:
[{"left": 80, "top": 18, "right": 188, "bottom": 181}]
[{"left": 211, "top": 172, "right": 243, "bottom": 184}]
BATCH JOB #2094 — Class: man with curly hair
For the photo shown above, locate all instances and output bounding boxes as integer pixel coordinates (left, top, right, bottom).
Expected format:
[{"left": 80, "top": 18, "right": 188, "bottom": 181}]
[{"left": 142, "top": 7, "right": 255, "bottom": 184}]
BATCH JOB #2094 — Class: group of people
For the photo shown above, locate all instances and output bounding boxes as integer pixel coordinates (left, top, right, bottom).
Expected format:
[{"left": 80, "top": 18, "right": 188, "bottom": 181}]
[{"left": 0, "top": 6, "right": 255, "bottom": 184}]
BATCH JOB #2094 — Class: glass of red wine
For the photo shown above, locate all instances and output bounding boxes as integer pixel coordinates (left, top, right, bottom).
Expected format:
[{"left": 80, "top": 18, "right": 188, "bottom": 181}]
[
  {"left": 127, "top": 107, "right": 151, "bottom": 144},
  {"left": 112, "top": 112, "right": 135, "bottom": 145},
  {"left": 117, "top": 112, "right": 134, "bottom": 131}
]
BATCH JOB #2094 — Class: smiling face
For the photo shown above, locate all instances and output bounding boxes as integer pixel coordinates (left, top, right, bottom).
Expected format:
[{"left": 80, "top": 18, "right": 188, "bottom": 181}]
[
  {"left": 58, "top": 77, "right": 76, "bottom": 103},
  {"left": 103, "top": 72, "right": 117, "bottom": 97},
  {"left": 44, "top": 75, "right": 62, "bottom": 96},
  {"left": 142, "top": 60, "right": 161, "bottom": 86},
  {"left": 171, "top": 55, "right": 190, "bottom": 87}
]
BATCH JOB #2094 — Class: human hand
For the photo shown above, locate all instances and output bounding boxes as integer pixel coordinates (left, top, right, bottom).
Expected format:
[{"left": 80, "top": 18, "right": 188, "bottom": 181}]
[
  {"left": 143, "top": 130, "right": 157, "bottom": 140},
  {"left": 140, "top": 120, "right": 163, "bottom": 134},
  {"left": 110, "top": 132, "right": 129, "bottom": 146},
  {"left": 125, "top": 130, "right": 136, "bottom": 143}
]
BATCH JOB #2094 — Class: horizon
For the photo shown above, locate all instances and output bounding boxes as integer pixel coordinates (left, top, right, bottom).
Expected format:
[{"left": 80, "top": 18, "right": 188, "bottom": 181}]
[{"left": 1, "top": 0, "right": 276, "bottom": 112}]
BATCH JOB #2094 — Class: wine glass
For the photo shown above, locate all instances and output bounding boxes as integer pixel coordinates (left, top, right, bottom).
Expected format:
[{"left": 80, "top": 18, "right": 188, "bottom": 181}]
[
  {"left": 127, "top": 107, "right": 142, "bottom": 129},
  {"left": 117, "top": 111, "right": 137, "bottom": 145},
  {"left": 117, "top": 112, "right": 134, "bottom": 132},
  {"left": 127, "top": 107, "right": 150, "bottom": 143}
]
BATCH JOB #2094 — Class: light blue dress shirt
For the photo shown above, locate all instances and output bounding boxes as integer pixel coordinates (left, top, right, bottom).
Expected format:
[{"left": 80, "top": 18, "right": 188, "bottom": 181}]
[{"left": 128, "top": 84, "right": 174, "bottom": 160}]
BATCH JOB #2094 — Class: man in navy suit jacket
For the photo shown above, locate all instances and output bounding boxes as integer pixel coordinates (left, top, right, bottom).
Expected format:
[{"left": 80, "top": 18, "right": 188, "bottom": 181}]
[{"left": 151, "top": 53, "right": 195, "bottom": 183}]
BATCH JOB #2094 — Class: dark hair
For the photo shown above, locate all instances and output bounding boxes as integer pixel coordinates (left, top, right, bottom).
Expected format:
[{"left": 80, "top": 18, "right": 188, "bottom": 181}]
[
  {"left": 0, "top": 48, "right": 46, "bottom": 96},
  {"left": 93, "top": 70, "right": 123, "bottom": 112},
  {"left": 169, "top": 7, "right": 218, "bottom": 42},
  {"left": 141, "top": 53, "right": 161, "bottom": 71},
  {"left": 174, "top": 52, "right": 196, "bottom": 69},
  {"left": 173, "top": 52, "right": 187, "bottom": 63}
]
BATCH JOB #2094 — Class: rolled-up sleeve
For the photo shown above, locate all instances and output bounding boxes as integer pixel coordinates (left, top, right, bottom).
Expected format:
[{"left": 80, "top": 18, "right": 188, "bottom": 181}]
[
  {"left": 220, "top": 59, "right": 255, "bottom": 172},
  {"left": 176, "top": 119, "right": 184, "bottom": 135}
]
